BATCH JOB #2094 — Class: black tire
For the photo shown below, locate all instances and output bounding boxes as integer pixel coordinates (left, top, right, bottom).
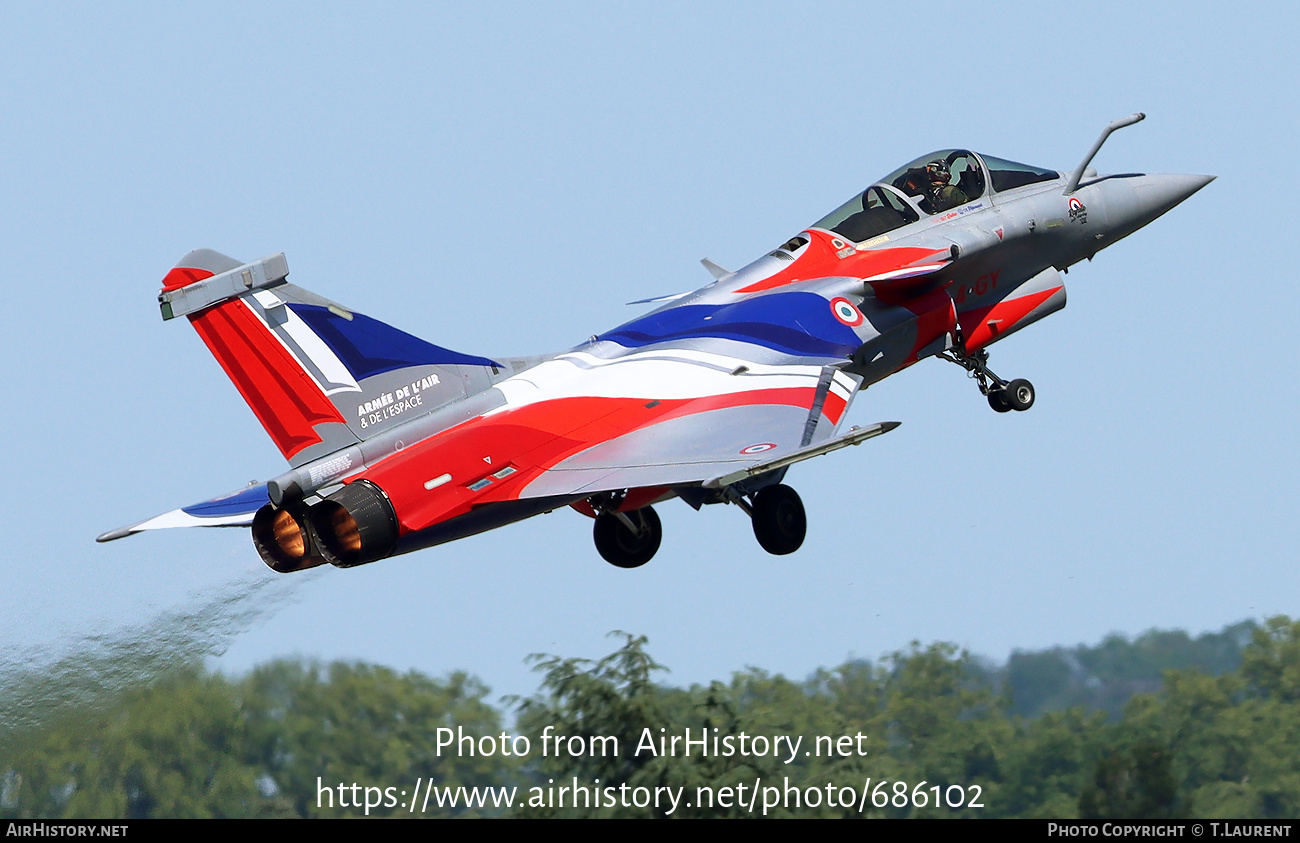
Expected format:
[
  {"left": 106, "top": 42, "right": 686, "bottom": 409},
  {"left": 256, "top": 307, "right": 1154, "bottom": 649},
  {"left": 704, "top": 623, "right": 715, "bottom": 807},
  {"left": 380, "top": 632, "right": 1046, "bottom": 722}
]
[
  {"left": 593, "top": 507, "right": 662, "bottom": 568},
  {"left": 1003, "top": 378, "right": 1035, "bottom": 411},
  {"left": 988, "top": 390, "right": 1012, "bottom": 413},
  {"left": 751, "top": 484, "right": 806, "bottom": 555}
]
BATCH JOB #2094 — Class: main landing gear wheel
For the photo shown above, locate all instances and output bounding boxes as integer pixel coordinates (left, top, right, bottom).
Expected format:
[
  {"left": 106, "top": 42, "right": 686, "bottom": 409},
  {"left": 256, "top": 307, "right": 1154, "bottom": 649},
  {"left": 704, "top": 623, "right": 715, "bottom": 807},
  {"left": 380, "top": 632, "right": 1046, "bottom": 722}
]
[
  {"left": 594, "top": 506, "right": 662, "bottom": 568},
  {"left": 751, "top": 484, "right": 806, "bottom": 556}
]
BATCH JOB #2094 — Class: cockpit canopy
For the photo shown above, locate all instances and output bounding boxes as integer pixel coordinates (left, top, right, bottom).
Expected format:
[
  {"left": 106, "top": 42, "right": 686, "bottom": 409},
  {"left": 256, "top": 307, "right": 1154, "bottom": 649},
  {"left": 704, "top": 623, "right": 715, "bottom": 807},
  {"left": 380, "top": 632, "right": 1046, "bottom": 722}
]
[
  {"left": 812, "top": 150, "right": 1061, "bottom": 244},
  {"left": 978, "top": 154, "right": 1061, "bottom": 193},
  {"left": 880, "top": 150, "right": 988, "bottom": 215},
  {"left": 813, "top": 184, "right": 920, "bottom": 245}
]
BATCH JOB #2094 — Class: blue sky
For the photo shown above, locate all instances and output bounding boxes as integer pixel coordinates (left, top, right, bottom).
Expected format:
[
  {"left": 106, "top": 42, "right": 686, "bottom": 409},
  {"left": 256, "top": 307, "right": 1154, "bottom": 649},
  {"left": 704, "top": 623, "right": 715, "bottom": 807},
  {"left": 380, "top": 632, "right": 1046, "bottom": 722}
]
[{"left": 1, "top": 2, "right": 1294, "bottom": 708}]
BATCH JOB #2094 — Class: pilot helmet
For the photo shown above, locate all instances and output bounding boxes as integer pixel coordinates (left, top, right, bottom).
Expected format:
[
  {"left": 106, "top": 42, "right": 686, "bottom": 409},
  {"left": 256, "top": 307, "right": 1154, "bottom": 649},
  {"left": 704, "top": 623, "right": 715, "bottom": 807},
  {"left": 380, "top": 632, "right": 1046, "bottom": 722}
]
[{"left": 925, "top": 160, "right": 951, "bottom": 184}]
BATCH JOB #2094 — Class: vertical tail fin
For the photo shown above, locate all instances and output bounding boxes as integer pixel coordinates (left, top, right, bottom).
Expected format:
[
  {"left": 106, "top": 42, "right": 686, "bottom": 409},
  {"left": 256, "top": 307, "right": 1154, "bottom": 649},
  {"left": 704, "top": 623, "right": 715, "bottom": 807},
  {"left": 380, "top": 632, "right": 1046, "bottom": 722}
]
[{"left": 161, "top": 250, "right": 506, "bottom": 466}]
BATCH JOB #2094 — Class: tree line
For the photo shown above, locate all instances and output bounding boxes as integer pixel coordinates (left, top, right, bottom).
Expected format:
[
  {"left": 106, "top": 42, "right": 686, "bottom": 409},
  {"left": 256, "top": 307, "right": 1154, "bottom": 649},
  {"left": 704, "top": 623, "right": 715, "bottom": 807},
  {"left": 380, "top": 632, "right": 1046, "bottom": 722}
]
[{"left": 2, "top": 617, "right": 1295, "bottom": 818}]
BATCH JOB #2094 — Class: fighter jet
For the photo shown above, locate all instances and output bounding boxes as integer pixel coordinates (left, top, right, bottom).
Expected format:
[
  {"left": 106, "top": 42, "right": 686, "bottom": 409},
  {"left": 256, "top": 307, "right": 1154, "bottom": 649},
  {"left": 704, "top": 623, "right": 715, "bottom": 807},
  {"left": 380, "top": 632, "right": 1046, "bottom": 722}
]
[{"left": 99, "top": 114, "right": 1212, "bottom": 571}]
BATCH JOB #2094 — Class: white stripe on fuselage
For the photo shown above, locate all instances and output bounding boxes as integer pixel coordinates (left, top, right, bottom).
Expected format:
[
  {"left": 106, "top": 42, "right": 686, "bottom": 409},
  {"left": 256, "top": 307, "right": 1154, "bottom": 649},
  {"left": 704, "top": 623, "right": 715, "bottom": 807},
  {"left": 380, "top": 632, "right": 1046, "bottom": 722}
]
[{"left": 488, "top": 348, "right": 825, "bottom": 414}]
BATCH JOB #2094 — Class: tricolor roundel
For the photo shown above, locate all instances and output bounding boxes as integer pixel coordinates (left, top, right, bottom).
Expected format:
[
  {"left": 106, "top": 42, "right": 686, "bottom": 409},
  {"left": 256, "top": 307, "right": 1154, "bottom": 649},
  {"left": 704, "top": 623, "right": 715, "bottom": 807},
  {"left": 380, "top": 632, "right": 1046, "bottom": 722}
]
[{"left": 830, "top": 297, "right": 864, "bottom": 327}]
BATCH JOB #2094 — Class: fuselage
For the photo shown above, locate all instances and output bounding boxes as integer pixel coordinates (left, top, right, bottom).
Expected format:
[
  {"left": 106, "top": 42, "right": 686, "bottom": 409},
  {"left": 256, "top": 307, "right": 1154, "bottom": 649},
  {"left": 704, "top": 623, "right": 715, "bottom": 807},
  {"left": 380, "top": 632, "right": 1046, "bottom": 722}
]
[
  {"left": 118, "top": 141, "right": 1210, "bottom": 572},
  {"left": 586, "top": 150, "right": 1211, "bottom": 391},
  {"left": 354, "top": 150, "right": 1211, "bottom": 558}
]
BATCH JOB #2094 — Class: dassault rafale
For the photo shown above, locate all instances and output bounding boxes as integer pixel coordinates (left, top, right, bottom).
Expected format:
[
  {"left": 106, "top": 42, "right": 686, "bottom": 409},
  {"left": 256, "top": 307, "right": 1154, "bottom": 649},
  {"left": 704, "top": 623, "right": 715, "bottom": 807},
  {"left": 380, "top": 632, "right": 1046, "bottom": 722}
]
[{"left": 99, "top": 114, "right": 1211, "bottom": 571}]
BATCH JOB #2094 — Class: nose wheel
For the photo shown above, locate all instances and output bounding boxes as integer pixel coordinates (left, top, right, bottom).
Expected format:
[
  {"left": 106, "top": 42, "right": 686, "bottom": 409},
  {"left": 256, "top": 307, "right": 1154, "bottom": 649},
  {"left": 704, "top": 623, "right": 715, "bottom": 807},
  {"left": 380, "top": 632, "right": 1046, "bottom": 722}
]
[
  {"left": 941, "top": 348, "right": 1035, "bottom": 413},
  {"left": 594, "top": 506, "right": 662, "bottom": 568},
  {"left": 987, "top": 378, "right": 1035, "bottom": 412}
]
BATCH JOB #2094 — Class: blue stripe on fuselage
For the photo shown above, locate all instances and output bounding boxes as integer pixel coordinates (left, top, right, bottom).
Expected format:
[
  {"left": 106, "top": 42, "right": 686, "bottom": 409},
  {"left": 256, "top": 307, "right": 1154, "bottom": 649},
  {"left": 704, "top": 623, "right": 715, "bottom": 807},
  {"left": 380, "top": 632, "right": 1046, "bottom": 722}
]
[{"left": 597, "top": 292, "right": 861, "bottom": 358}]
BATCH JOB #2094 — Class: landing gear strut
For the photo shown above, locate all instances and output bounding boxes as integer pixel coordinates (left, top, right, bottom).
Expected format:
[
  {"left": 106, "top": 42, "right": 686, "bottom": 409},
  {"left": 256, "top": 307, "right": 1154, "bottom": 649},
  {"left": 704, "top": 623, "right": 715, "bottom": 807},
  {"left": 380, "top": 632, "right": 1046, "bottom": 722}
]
[
  {"left": 747, "top": 484, "right": 807, "bottom": 555},
  {"left": 593, "top": 507, "right": 662, "bottom": 568},
  {"left": 940, "top": 347, "right": 1035, "bottom": 413}
]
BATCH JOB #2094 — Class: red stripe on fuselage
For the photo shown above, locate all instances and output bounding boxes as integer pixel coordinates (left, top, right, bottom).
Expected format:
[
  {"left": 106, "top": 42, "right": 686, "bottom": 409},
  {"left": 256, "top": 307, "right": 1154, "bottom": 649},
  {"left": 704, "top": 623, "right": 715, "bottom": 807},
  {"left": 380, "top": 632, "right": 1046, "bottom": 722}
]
[
  {"left": 365, "top": 387, "right": 819, "bottom": 534},
  {"left": 734, "top": 231, "right": 946, "bottom": 294},
  {"left": 901, "top": 289, "right": 958, "bottom": 365},
  {"left": 959, "top": 287, "right": 1060, "bottom": 353},
  {"left": 189, "top": 300, "right": 345, "bottom": 460}
]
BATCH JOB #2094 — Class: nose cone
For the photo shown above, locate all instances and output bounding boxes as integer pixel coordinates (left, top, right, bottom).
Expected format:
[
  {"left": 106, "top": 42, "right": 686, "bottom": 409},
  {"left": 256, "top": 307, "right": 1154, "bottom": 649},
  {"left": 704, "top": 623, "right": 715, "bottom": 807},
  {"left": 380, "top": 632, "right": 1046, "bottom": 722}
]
[
  {"left": 1133, "top": 173, "right": 1215, "bottom": 220},
  {"left": 1103, "top": 173, "right": 1215, "bottom": 242}
]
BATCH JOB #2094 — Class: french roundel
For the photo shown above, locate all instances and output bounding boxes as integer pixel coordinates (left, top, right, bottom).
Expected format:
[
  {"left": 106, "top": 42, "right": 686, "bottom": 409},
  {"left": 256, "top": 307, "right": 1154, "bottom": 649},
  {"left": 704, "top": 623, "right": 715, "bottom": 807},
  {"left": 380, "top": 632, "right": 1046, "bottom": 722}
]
[
  {"left": 1068, "top": 197, "right": 1085, "bottom": 212},
  {"left": 829, "top": 297, "right": 864, "bottom": 327},
  {"left": 740, "top": 442, "right": 776, "bottom": 455}
]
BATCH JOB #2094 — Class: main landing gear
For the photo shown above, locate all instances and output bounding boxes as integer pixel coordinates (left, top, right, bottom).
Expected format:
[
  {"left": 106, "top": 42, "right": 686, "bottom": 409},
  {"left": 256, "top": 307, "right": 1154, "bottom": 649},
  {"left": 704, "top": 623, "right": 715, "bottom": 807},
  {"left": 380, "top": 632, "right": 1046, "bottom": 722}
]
[
  {"left": 940, "top": 347, "right": 1035, "bottom": 413},
  {"left": 593, "top": 507, "right": 662, "bottom": 568},
  {"left": 589, "top": 482, "right": 810, "bottom": 567},
  {"left": 729, "top": 483, "right": 807, "bottom": 556}
]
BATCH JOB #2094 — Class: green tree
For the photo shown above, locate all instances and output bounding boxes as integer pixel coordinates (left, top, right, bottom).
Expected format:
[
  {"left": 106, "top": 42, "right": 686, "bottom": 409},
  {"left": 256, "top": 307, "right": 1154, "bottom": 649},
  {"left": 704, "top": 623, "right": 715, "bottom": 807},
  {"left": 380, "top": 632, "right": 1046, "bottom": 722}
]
[
  {"left": 1241, "top": 616, "right": 1300, "bottom": 702},
  {"left": 1094, "top": 617, "right": 1300, "bottom": 819},
  {"left": 873, "top": 643, "right": 1013, "bottom": 816},
  {"left": 1079, "top": 741, "right": 1181, "bottom": 819},
  {"left": 241, "top": 660, "right": 510, "bottom": 818},
  {"left": 511, "top": 632, "right": 673, "bottom": 817},
  {"left": 2, "top": 666, "right": 277, "bottom": 818}
]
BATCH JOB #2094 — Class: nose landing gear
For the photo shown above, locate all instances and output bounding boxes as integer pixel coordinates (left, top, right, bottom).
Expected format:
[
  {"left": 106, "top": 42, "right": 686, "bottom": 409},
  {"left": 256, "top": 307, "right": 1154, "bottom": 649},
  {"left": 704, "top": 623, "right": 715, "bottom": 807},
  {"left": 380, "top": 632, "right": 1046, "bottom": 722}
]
[
  {"left": 941, "top": 347, "right": 1035, "bottom": 413},
  {"left": 989, "top": 378, "right": 1035, "bottom": 412}
]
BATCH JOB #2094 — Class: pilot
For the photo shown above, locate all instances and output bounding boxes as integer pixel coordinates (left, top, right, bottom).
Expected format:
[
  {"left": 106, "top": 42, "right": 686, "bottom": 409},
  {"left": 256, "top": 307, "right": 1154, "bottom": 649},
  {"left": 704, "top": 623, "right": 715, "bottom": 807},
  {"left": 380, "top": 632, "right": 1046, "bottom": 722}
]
[
  {"left": 893, "top": 167, "right": 935, "bottom": 213},
  {"left": 924, "top": 160, "right": 968, "bottom": 213}
]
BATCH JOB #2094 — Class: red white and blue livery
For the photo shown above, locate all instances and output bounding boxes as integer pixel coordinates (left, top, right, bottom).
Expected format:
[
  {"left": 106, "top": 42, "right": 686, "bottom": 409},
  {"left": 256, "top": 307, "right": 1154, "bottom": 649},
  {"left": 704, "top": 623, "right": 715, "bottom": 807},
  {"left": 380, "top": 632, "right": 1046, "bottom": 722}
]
[{"left": 99, "top": 115, "right": 1212, "bottom": 571}]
